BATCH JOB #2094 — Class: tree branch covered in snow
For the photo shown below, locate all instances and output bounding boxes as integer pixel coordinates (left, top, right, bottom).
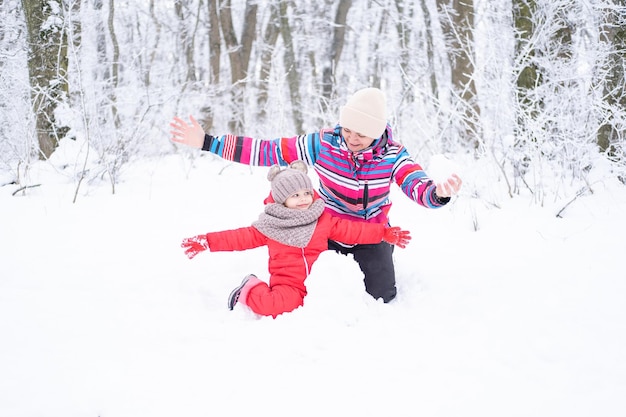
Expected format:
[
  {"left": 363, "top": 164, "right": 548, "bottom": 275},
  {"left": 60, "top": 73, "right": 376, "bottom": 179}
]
[{"left": 1, "top": 0, "right": 624, "bottom": 201}]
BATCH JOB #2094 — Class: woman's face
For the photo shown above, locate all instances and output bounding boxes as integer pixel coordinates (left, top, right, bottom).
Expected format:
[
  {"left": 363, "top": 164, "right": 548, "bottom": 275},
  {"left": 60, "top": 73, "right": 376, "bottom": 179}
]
[
  {"left": 342, "top": 127, "right": 376, "bottom": 152},
  {"left": 284, "top": 189, "right": 314, "bottom": 210}
]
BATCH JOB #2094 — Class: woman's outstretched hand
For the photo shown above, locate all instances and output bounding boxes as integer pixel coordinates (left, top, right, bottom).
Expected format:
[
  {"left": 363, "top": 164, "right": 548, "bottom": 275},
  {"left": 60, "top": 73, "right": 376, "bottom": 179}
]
[
  {"left": 435, "top": 173, "right": 462, "bottom": 198},
  {"left": 170, "top": 115, "right": 205, "bottom": 149}
]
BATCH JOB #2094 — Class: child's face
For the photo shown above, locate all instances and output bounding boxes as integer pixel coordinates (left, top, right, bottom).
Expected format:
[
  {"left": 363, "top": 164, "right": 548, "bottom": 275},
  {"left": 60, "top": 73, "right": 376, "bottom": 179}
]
[{"left": 284, "top": 189, "right": 314, "bottom": 210}]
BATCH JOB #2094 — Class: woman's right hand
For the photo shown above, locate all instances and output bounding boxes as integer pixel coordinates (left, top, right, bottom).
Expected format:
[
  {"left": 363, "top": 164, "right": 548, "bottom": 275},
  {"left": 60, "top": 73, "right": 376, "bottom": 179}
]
[{"left": 170, "top": 115, "right": 205, "bottom": 149}]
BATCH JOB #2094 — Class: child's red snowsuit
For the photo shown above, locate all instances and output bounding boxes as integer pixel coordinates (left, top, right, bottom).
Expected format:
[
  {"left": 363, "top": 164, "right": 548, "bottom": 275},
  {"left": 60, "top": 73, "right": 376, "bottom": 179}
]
[{"left": 205, "top": 212, "right": 386, "bottom": 318}]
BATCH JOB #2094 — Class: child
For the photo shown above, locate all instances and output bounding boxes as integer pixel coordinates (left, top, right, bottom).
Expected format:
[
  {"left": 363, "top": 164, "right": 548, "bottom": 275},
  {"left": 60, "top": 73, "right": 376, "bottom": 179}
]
[{"left": 181, "top": 161, "right": 411, "bottom": 318}]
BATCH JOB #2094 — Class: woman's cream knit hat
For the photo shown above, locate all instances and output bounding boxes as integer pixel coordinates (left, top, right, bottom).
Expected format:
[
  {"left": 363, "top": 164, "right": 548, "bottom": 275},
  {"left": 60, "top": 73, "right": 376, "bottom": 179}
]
[{"left": 339, "top": 87, "right": 387, "bottom": 139}]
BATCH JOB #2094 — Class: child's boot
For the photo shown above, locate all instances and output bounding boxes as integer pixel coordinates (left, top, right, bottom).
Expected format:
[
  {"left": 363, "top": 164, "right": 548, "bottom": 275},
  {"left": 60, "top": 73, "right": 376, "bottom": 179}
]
[{"left": 228, "top": 274, "right": 262, "bottom": 310}]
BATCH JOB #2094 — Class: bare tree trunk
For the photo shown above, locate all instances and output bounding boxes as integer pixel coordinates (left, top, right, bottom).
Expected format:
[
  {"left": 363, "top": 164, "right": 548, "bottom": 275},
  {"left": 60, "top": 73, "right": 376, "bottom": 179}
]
[
  {"left": 94, "top": 0, "right": 107, "bottom": 66},
  {"left": 514, "top": 0, "right": 539, "bottom": 95},
  {"left": 392, "top": 0, "right": 423, "bottom": 115},
  {"left": 511, "top": 0, "right": 539, "bottom": 192},
  {"left": 68, "top": 0, "right": 81, "bottom": 50},
  {"left": 418, "top": 0, "right": 438, "bottom": 99},
  {"left": 108, "top": 0, "right": 121, "bottom": 129},
  {"left": 321, "top": 0, "right": 352, "bottom": 104},
  {"left": 278, "top": 0, "right": 303, "bottom": 133},
  {"left": 240, "top": 0, "right": 257, "bottom": 67},
  {"left": 257, "top": 2, "right": 281, "bottom": 123},
  {"left": 393, "top": 0, "right": 410, "bottom": 83},
  {"left": 218, "top": 0, "right": 258, "bottom": 133},
  {"left": 597, "top": 7, "right": 625, "bottom": 157},
  {"left": 174, "top": 0, "right": 198, "bottom": 83},
  {"left": 438, "top": 0, "right": 480, "bottom": 147},
  {"left": 449, "top": 0, "right": 476, "bottom": 98},
  {"left": 144, "top": 0, "right": 162, "bottom": 87},
  {"left": 368, "top": 6, "right": 387, "bottom": 89},
  {"left": 22, "top": 0, "right": 70, "bottom": 159},
  {"left": 207, "top": 0, "right": 221, "bottom": 84},
  {"left": 200, "top": 0, "right": 222, "bottom": 131},
  {"left": 93, "top": 0, "right": 108, "bottom": 102}
]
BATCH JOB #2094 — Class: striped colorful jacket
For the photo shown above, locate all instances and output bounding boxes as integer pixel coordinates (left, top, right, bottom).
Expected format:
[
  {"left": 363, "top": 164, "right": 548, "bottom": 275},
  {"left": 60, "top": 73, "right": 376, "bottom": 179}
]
[{"left": 202, "top": 124, "right": 448, "bottom": 224}]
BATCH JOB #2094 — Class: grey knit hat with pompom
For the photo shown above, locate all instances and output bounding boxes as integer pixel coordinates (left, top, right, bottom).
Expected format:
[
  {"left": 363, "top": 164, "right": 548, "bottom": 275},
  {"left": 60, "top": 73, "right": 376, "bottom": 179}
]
[{"left": 268, "top": 161, "right": 313, "bottom": 204}]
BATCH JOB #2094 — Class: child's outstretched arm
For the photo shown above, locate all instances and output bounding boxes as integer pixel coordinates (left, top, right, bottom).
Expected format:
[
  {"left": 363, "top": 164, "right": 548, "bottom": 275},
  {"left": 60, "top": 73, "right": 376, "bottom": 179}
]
[
  {"left": 327, "top": 216, "right": 412, "bottom": 249},
  {"left": 181, "top": 226, "right": 268, "bottom": 260}
]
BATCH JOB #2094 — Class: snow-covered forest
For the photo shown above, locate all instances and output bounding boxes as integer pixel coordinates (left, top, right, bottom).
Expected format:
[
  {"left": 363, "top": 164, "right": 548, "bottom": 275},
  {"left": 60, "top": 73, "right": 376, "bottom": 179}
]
[
  {"left": 1, "top": 0, "right": 625, "bottom": 198},
  {"left": 2, "top": 2, "right": 626, "bottom": 416}
]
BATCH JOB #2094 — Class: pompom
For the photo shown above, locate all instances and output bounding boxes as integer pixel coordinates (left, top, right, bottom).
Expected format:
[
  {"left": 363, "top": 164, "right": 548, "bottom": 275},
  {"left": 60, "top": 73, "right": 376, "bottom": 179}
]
[
  {"left": 267, "top": 161, "right": 308, "bottom": 182},
  {"left": 289, "top": 160, "right": 308, "bottom": 174},
  {"left": 267, "top": 165, "right": 282, "bottom": 181}
]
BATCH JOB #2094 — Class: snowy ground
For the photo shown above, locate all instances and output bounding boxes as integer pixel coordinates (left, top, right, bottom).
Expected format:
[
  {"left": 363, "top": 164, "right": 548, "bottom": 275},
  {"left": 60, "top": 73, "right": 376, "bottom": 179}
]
[{"left": 1, "top": 151, "right": 625, "bottom": 417}]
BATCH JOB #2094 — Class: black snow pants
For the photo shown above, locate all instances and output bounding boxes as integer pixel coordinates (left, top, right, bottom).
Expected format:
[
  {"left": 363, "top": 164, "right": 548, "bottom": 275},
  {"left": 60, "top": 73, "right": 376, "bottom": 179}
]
[{"left": 328, "top": 240, "right": 396, "bottom": 303}]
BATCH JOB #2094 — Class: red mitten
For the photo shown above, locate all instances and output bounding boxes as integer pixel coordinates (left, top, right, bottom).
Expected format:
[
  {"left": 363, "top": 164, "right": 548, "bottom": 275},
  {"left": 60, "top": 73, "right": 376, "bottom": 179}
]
[
  {"left": 382, "top": 227, "right": 412, "bottom": 249},
  {"left": 181, "top": 234, "right": 210, "bottom": 259}
]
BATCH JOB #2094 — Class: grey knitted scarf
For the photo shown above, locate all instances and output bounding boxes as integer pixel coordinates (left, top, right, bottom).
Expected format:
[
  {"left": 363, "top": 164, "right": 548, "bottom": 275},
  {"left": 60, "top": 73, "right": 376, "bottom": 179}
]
[{"left": 252, "top": 199, "right": 326, "bottom": 248}]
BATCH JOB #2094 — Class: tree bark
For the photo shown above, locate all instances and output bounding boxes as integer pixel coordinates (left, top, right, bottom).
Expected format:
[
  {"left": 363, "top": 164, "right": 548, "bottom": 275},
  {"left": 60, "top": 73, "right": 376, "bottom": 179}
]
[
  {"left": 144, "top": 0, "right": 162, "bottom": 87},
  {"left": 597, "top": 7, "right": 625, "bottom": 156},
  {"left": 218, "top": 0, "right": 258, "bottom": 133},
  {"left": 321, "top": 0, "right": 352, "bottom": 104},
  {"left": 278, "top": 0, "right": 303, "bottom": 132},
  {"left": 200, "top": 0, "right": 222, "bottom": 131},
  {"left": 257, "top": 2, "right": 281, "bottom": 123},
  {"left": 514, "top": 0, "right": 539, "bottom": 94},
  {"left": 174, "top": 0, "right": 199, "bottom": 83},
  {"left": 22, "top": 0, "right": 70, "bottom": 159},
  {"left": 108, "top": 0, "right": 120, "bottom": 128},
  {"left": 418, "top": 0, "right": 438, "bottom": 99},
  {"left": 438, "top": 0, "right": 480, "bottom": 145},
  {"left": 368, "top": 7, "right": 387, "bottom": 89},
  {"left": 207, "top": 0, "right": 221, "bottom": 84}
]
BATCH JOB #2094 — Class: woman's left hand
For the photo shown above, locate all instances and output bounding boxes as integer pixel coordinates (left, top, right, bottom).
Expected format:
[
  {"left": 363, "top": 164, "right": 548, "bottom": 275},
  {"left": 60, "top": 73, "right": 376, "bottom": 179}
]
[{"left": 435, "top": 173, "right": 462, "bottom": 198}]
